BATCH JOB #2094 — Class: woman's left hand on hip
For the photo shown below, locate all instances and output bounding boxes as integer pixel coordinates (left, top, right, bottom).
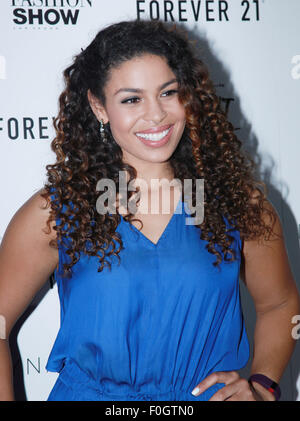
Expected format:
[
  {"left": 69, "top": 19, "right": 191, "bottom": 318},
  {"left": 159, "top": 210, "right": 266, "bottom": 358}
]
[{"left": 192, "top": 371, "right": 264, "bottom": 401}]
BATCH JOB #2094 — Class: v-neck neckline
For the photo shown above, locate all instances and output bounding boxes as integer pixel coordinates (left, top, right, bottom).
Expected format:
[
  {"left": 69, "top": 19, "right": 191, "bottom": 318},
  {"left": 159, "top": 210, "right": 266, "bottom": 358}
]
[{"left": 120, "top": 197, "right": 183, "bottom": 247}]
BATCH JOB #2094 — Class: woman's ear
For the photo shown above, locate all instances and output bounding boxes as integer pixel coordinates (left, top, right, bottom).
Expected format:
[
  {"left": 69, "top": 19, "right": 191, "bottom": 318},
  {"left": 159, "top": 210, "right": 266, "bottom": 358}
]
[{"left": 87, "top": 89, "right": 109, "bottom": 124}]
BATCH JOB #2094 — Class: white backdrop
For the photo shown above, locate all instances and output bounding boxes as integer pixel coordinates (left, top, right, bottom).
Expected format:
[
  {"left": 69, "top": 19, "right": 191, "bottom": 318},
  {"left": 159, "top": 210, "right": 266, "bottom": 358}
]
[{"left": 0, "top": 0, "right": 299, "bottom": 401}]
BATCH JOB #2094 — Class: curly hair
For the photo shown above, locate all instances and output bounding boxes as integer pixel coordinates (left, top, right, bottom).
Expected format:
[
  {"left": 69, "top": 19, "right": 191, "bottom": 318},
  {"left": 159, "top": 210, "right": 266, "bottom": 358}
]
[{"left": 41, "top": 19, "right": 279, "bottom": 280}]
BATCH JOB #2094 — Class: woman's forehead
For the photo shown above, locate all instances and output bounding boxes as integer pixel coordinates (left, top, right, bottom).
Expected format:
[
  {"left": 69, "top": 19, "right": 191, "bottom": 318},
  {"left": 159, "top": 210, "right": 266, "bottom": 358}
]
[{"left": 104, "top": 54, "right": 175, "bottom": 90}]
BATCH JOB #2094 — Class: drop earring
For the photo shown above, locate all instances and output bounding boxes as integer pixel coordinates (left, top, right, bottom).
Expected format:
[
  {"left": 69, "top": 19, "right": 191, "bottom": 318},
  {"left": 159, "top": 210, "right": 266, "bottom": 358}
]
[{"left": 99, "top": 119, "right": 107, "bottom": 144}]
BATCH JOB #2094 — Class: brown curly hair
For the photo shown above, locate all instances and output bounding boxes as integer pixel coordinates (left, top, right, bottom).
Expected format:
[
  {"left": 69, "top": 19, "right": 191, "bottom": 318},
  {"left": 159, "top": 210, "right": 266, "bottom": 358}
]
[{"left": 41, "top": 19, "right": 279, "bottom": 280}]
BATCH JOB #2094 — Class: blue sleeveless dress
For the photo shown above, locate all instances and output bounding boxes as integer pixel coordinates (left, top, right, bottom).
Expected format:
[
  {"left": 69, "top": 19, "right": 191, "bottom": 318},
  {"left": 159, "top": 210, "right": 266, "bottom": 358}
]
[{"left": 46, "top": 193, "right": 249, "bottom": 401}]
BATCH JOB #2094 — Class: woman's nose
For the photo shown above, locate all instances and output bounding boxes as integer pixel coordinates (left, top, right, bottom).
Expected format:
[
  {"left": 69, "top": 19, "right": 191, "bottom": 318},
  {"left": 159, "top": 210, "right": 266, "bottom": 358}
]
[{"left": 143, "top": 98, "right": 167, "bottom": 124}]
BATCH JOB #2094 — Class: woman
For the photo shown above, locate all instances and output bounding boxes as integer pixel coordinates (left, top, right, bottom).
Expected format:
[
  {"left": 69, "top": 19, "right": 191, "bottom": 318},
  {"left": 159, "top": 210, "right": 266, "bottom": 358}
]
[{"left": 0, "top": 19, "right": 299, "bottom": 402}]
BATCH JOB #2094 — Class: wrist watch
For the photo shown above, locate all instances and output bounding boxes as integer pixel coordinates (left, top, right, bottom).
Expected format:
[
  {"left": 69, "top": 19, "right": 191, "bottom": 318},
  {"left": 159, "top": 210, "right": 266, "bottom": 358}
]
[{"left": 248, "top": 373, "right": 281, "bottom": 401}]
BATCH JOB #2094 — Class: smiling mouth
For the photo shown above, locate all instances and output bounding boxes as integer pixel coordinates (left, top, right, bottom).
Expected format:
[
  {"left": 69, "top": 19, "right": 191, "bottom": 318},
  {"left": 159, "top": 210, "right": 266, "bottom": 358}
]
[{"left": 135, "top": 125, "right": 173, "bottom": 142}]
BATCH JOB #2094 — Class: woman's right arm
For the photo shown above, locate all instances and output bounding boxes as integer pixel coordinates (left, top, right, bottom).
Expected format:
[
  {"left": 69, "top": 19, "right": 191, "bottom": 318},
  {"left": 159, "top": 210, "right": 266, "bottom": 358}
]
[{"left": 0, "top": 189, "right": 59, "bottom": 400}]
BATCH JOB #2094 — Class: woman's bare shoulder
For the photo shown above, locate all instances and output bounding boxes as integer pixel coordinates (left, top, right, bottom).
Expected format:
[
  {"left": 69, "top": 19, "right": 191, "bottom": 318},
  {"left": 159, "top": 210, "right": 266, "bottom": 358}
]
[{"left": 8, "top": 188, "right": 57, "bottom": 242}]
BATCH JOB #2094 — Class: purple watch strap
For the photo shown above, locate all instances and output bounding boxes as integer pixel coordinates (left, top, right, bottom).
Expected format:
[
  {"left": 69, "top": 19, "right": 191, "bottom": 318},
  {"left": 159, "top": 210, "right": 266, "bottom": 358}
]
[{"left": 249, "top": 374, "right": 281, "bottom": 401}]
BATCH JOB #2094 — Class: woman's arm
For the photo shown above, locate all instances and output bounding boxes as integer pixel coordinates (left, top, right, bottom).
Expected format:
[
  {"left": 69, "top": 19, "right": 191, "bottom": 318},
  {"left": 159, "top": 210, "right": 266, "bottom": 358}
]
[
  {"left": 240, "top": 198, "right": 300, "bottom": 400},
  {"left": 0, "top": 189, "right": 58, "bottom": 400},
  {"left": 191, "top": 196, "right": 300, "bottom": 401}
]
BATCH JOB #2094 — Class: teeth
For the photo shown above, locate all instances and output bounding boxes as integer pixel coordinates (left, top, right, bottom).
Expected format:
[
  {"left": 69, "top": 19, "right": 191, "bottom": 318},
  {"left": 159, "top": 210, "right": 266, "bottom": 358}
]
[{"left": 136, "top": 127, "right": 170, "bottom": 141}]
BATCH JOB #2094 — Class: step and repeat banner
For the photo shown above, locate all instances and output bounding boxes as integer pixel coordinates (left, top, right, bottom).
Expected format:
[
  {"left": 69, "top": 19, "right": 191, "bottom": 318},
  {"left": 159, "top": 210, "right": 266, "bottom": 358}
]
[{"left": 0, "top": 0, "right": 300, "bottom": 401}]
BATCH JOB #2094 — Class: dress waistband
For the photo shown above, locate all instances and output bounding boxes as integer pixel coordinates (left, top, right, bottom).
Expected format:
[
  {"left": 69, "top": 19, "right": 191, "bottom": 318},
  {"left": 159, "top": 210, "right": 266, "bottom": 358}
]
[{"left": 53, "top": 357, "right": 225, "bottom": 401}]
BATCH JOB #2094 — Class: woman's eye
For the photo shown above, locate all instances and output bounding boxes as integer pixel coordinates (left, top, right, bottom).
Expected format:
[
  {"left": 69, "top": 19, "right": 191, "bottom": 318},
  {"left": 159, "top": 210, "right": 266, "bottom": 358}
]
[
  {"left": 121, "top": 97, "right": 140, "bottom": 104},
  {"left": 162, "top": 89, "right": 178, "bottom": 97},
  {"left": 120, "top": 90, "right": 178, "bottom": 104}
]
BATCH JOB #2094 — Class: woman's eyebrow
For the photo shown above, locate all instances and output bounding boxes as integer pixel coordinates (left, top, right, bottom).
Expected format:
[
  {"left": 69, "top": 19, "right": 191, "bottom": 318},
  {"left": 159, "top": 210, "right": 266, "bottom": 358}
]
[{"left": 113, "top": 78, "right": 178, "bottom": 96}]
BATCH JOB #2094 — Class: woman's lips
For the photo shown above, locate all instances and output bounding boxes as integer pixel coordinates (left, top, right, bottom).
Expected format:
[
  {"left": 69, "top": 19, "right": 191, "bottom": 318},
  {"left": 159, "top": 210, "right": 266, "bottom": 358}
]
[
  {"left": 135, "top": 124, "right": 174, "bottom": 148},
  {"left": 135, "top": 124, "right": 172, "bottom": 134}
]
